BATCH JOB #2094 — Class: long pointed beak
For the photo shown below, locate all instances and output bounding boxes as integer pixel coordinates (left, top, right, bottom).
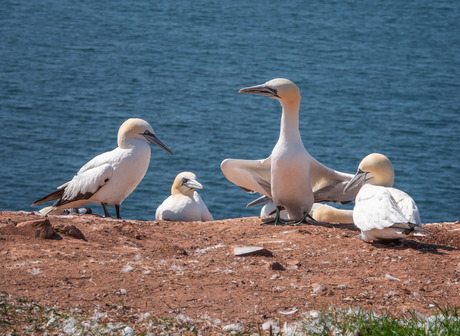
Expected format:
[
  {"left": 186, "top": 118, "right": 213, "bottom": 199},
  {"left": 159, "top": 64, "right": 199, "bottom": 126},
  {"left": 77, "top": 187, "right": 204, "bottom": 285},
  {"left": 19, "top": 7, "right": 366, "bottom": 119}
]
[
  {"left": 184, "top": 179, "right": 203, "bottom": 190},
  {"left": 143, "top": 133, "right": 173, "bottom": 155},
  {"left": 343, "top": 169, "right": 369, "bottom": 193},
  {"left": 246, "top": 195, "right": 271, "bottom": 208},
  {"left": 239, "top": 83, "right": 280, "bottom": 98}
]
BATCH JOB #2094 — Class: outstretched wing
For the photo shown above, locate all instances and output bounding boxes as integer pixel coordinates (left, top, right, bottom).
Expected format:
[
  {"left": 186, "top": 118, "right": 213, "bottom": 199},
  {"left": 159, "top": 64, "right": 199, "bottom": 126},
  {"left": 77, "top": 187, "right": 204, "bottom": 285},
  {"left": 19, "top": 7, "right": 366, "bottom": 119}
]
[
  {"left": 309, "top": 158, "right": 359, "bottom": 204},
  {"left": 221, "top": 157, "right": 272, "bottom": 197}
]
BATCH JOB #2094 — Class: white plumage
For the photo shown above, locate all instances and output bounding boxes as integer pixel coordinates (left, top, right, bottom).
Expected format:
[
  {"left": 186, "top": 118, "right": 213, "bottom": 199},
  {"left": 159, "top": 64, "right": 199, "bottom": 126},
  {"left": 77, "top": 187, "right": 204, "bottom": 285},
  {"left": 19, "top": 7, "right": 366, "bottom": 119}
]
[
  {"left": 156, "top": 172, "right": 213, "bottom": 222},
  {"left": 32, "top": 118, "right": 173, "bottom": 219},
  {"left": 221, "top": 78, "right": 359, "bottom": 225},
  {"left": 344, "top": 153, "right": 426, "bottom": 242}
]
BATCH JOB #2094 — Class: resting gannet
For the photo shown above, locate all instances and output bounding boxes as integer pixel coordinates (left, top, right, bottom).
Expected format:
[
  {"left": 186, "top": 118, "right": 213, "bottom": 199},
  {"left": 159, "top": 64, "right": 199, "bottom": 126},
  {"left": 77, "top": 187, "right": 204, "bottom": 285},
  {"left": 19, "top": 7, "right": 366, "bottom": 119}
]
[
  {"left": 221, "top": 78, "right": 359, "bottom": 225},
  {"left": 310, "top": 204, "right": 354, "bottom": 224},
  {"left": 343, "top": 153, "right": 427, "bottom": 242},
  {"left": 155, "top": 172, "right": 213, "bottom": 222},
  {"left": 257, "top": 199, "right": 353, "bottom": 224},
  {"left": 32, "top": 118, "right": 173, "bottom": 219}
]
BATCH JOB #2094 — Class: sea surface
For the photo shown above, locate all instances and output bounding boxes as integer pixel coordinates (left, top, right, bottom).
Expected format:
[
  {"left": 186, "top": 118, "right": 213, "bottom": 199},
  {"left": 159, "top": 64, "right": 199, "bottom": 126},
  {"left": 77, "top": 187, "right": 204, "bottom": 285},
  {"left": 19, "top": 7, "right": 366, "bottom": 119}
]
[{"left": 1, "top": 0, "right": 459, "bottom": 222}]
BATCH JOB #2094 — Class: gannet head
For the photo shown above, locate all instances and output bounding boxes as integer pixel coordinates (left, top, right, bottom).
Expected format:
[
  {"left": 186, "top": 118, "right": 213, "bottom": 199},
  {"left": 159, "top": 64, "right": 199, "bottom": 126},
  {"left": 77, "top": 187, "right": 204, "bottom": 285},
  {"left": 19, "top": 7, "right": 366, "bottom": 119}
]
[
  {"left": 171, "top": 172, "right": 203, "bottom": 197},
  {"left": 118, "top": 118, "right": 173, "bottom": 154},
  {"left": 344, "top": 153, "right": 394, "bottom": 192},
  {"left": 239, "top": 78, "right": 301, "bottom": 104}
]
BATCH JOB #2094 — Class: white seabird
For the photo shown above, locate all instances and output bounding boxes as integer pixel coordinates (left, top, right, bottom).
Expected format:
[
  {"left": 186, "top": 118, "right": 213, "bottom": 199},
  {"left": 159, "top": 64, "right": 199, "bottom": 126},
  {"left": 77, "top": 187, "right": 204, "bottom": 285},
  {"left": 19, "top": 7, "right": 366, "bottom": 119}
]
[
  {"left": 155, "top": 172, "right": 213, "bottom": 222},
  {"left": 343, "top": 153, "right": 427, "bottom": 242},
  {"left": 32, "top": 118, "right": 173, "bottom": 219},
  {"left": 259, "top": 200, "right": 353, "bottom": 224},
  {"left": 221, "top": 78, "right": 359, "bottom": 225}
]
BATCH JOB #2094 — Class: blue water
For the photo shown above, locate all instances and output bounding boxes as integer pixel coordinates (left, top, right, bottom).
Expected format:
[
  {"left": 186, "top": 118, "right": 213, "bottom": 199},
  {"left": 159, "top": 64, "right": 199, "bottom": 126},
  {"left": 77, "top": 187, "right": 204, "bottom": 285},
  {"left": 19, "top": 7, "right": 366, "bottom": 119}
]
[{"left": 1, "top": 0, "right": 459, "bottom": 222}]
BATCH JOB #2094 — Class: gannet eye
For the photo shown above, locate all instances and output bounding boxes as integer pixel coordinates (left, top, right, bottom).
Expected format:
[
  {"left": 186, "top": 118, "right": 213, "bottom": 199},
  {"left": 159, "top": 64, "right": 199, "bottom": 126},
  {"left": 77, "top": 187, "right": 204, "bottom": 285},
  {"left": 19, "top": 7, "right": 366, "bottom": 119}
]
[
  {"left": 182, "top": 177, "right": 189, "bottom": 184},
  {"left": 143, "top": 130, "right": 152, "bottom": 135}
]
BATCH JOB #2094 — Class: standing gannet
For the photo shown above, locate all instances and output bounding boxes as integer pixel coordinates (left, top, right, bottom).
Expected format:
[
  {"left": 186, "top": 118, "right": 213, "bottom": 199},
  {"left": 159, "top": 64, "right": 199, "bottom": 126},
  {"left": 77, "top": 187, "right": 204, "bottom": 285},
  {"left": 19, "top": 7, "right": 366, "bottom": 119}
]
[
  {"left": 343, "top": 153, "right": 427, "bottom": 242},
  {"left": 221, "top": 78, "right": 359, "bottom": 225},
  {"left": 155, "top": 172, "right": 213, "bottom": 222},
  {"left": 32, "top": 118, "right": 173, "bottom": 219}
]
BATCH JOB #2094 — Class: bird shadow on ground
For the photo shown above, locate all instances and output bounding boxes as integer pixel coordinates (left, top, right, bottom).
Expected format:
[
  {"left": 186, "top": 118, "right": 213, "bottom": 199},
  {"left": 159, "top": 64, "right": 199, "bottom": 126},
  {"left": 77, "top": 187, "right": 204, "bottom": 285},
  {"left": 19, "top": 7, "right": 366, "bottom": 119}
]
[
  {"left": 277, "top": 220, "right": 456, "bottom": 255},
  {"left": 370, "top": 239, "right": 455, "bottom": 255}
]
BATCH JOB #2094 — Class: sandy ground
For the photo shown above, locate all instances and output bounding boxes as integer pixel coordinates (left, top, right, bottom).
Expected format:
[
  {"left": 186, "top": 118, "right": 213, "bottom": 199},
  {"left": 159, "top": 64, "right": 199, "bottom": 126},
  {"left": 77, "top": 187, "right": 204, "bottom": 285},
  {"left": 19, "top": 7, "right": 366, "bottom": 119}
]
[{"left": 0, "top": 211, "right": 459, "bottom": 329}]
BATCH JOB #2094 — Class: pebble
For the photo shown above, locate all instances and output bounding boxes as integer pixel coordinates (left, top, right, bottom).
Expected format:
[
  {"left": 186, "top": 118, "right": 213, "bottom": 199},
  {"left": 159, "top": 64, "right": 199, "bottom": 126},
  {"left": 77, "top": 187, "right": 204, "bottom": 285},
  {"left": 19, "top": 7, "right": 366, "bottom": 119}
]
[
  {"left": 121, "top": 265, "right": 134, "bottom": 273},
  {"left": 266, "top": 261, "right": 285, "bottom": 271},
  {"left": 337, "top": 284, "right": 348, "bottom": 290},
  {"left": 234, "top": 246, "right": 273, "bottom": 257},
  {"left": 313, "top": 284, "right": 326, "bottom": 293},
  {"left": 27, "top": 268, "right": 42, "bottom": 275}
]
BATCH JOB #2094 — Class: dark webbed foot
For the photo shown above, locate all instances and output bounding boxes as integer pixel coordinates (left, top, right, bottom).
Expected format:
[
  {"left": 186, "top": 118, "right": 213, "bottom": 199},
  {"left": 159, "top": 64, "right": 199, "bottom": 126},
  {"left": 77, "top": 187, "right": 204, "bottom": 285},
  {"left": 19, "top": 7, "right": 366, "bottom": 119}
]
[
  {"left": 261, "top": 206, "right": 287, "bottom": 226},
  {"left": 261, "top": 209, "right": 316, "bottom": 226},
  {"left": 287, "top": 212, "right": 316, "bottom": 226}
]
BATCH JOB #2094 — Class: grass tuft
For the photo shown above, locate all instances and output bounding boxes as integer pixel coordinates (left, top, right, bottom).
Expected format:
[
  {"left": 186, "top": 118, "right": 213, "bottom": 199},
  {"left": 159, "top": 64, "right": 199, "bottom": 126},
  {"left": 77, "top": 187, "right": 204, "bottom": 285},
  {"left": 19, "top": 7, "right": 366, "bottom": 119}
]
[{"left": 1, "top": 292, "right": 459, "bottom": 335}]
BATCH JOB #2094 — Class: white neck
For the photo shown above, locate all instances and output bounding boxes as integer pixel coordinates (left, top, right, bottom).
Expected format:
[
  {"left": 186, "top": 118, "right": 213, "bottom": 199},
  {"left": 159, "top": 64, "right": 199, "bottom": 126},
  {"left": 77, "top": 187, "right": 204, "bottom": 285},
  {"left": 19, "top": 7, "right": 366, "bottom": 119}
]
[
  {"left": 279, "top": 100, "right": 301, "bottom": 143},
  {"left": 119, "top": 136, "right": 147, "bottom": 149}
]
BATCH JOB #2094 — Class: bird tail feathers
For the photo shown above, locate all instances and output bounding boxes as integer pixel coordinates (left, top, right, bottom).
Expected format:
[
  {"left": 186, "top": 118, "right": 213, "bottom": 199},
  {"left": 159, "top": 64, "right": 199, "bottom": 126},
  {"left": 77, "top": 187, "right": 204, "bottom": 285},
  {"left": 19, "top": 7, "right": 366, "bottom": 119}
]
[
  {"left": 31, "top": 188, "right": 65, "bottom": 206},
  {"left": 391, "top": 222, "right": 430, "bottom": 234}
]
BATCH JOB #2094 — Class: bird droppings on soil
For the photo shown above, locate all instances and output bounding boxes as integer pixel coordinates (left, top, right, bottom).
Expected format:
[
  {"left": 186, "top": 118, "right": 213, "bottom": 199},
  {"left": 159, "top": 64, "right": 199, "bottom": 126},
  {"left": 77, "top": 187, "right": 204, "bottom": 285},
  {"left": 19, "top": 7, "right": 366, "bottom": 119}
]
[{"left": 0, "top": 211, "right": 459, "bottom": 329}]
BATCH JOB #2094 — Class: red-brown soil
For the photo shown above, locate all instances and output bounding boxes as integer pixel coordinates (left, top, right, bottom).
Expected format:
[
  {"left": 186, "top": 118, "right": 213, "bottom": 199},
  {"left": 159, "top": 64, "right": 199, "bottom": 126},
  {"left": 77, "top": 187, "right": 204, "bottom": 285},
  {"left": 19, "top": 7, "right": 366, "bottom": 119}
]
[{"left": 0, "top": 211, "right": 459, "bottom": 329}]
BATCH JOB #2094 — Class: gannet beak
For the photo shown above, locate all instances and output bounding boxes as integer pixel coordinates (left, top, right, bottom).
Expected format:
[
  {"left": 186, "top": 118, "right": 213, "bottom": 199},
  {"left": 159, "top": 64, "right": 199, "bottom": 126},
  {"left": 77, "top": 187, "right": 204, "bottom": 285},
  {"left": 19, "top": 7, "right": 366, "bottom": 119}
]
[
  {"left": 183, "top": 178, "right": 203, "bottom": 190},
  {"left": 343, "top": 169, "right": 370, "bottom": 193},
  {"left": 239, "top": 84, "right": 280, "bottom": 98},
  {"left": 246, "top": 195, "right": 271, "bottom": 208},
  {"left": 142, "top": 132, "right": 173, "bottom": 155}
]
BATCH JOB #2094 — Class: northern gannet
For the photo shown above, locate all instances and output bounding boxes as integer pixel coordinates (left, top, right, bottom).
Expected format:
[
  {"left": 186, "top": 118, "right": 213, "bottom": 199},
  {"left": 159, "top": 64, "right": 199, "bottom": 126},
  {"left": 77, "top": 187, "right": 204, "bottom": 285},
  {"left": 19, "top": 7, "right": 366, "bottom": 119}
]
[
  {"left": 221, "top": 78, "right": 359, "bottom": 225},
  {"left": 258, "top": 200, "right": 353, "bottom": 224},
  {"left": 32, "top": 118, "right": 173, "bottom": 219},
  {"left": 155, "top": 172, "right": 213, "bottom": 222},
  {"left": 343, "top": 153, "right": 427, "bottom": 242}
]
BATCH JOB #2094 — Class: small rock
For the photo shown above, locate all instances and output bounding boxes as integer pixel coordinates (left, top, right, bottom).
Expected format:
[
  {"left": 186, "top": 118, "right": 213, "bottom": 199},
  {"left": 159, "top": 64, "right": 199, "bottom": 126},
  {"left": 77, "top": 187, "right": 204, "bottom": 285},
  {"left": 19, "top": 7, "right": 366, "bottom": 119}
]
[
  {"left": 117, "top": 289, "right": 127, "bottom": 295},
  {"left": 27, "top": 268, "right": 42, "bottom": 275},
  {"left": 17, "top": 219, "right": 55, "bottom": 238},
  {"left": 313, "top": 284, "right": 326, "bottom": 293},
  {"left": 121, "top": 265, "right": 134, "bottom": 273},
  {"left": 55, "top": 224, "right": 86, "bottom": 240},
  {"left": 266, "top": 261, "right": 285, "bottom": 271},
  {"left": 234, "top": 246, "right": 273, "bottom": 257},
  {"left": 337, "top": 284, "right": 348, "bottom": 290}
]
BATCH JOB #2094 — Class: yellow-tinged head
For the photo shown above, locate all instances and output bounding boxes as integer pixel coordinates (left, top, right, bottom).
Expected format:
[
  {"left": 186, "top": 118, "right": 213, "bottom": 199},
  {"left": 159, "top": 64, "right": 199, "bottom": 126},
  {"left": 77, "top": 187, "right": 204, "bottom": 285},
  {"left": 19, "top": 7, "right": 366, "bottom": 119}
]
[
  {"left": 239, "top": 78, "right": 301, "bottom": 105},
  {"left": 117, "top": 118, "right": 173, "bottom": 154},
  {"left": 171, "top": 172, "right": 203, "bottom": 197},
  {"left": 344, "top": 153, "right": 394, "bottom": 192}
]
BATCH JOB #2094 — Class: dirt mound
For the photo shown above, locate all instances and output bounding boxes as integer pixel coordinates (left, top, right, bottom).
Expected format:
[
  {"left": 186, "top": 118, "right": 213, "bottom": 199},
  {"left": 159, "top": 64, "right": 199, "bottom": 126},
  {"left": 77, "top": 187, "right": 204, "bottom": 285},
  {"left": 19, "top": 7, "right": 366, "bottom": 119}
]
[{"left": 0, "top": 211, "right": 459, "bottom": 329}]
